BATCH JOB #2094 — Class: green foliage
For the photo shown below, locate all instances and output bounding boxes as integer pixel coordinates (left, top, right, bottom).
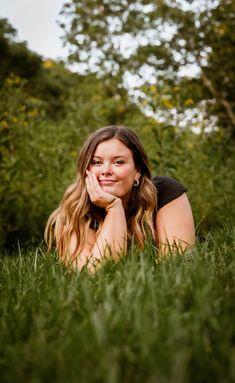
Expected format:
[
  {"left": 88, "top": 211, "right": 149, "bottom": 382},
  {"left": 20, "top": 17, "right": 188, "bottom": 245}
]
[
  {"left": 63, "top": 73, "right": 151, "bottom": 141},
  {"left": 111, "top": 117, "right": 235, "bottom": 235},
  {"left": 0, "top": 227, "right": 234, "bottom": 382},
  {"left": 1, "top": 70, "right": 235, "bottom": 248},
  {"left": 0, "top": 14, "right": 234, "bottom": 248},
  {"left": 0, "top": 18, "right": 75, "bottom": 119},
  {"left": 60, "top": 0, "right": 235, "bottom": 132},
  {"left": 0, "top": 71, "right": 151, "bottom": 249},
  {"left": 29, "top": 60, "right": 76, "bottom": 118},
  {"left": 176, "top": 130, "right": 235, "bottom": 233},
  {"left": 0, "top": 75, "right": 75, "bottom": 248},
  {"left": 179, "top": 0, "right": 235, "bottom": 128},
  {"left": 0, "top": 18, "right": 41, "bottom": 82}
]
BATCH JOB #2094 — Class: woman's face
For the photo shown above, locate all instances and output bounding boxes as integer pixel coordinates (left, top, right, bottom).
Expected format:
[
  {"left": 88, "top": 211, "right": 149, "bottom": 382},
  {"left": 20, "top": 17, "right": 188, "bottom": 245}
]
[{"left": 88, "top": 138, "right": 140, "bottom": 201}]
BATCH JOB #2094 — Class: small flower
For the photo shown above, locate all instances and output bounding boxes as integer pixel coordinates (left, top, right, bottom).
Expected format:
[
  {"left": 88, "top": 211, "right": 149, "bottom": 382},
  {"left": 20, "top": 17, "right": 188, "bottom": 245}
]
[
  {"left": 0, "top": 120, "right": 9, "bottom": 129},
  {"left": 12, "top": 117, "right": 18, "bottom": 123},
  {"left": 173, "top": 86, "right": 181, "bottom": 92},
  {"left": 150, "top": 85, "right": 157, "bottom": 93},
  {"left": 161, "top": 98, "right": 174, "bottom": 108},
  {"left": 187, "top": 142, "right": 194, "bottom": 149},
  {"left": 184, "top": 98, "right": 194, "bottom": 106},
  {"left": 42, "top": 59, "right": 55, "bottom": 69}
]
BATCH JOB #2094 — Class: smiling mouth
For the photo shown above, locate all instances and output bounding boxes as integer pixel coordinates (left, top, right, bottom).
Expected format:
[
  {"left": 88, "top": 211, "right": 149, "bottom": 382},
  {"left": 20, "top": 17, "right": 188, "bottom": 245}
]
[{"left": 99, "top": 180, "right": 117, "bottom": 186}]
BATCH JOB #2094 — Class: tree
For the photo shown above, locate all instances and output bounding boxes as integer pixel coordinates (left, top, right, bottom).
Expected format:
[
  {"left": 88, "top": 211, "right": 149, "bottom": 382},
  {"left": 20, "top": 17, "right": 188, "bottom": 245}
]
[
  {"left": 0, "top": 18, "right": 42, "bottom": 82},
  {"left": 60, "top": 0, "right": 235, "bottom": 133},
  {"left": 0, "top": 18, "right": 75, "bottom": 118}
]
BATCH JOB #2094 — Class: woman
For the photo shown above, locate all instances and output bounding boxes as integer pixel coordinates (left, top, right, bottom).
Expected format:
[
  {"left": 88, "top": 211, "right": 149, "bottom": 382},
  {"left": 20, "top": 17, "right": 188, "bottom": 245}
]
[{"left": 45, "top": 126, "right": 195, "bottom": 272}]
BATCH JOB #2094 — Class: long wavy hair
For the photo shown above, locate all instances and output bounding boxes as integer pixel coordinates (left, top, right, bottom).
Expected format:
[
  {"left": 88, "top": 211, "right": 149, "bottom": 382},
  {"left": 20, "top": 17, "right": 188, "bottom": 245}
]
[{"left": 45, "top": 126, "right": 157, "bottom": 262}]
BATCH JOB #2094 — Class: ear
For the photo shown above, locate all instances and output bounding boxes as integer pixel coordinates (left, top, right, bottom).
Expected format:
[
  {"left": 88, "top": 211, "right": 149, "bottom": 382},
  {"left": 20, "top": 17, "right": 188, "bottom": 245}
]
[{"left": 135, "top": 170, "right": 141, "bottom": 181}]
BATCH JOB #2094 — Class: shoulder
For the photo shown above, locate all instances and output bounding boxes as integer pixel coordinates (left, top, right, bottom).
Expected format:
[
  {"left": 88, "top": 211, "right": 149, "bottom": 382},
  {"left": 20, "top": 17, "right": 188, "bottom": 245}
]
[{"left": 151, "top": 175, "right": 187, "bottom": 210}]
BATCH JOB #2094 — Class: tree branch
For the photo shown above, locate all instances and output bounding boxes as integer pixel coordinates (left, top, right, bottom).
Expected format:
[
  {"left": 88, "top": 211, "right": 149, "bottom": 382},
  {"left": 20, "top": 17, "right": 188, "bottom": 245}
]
[{"left": 201, "top": 70, "right": 235, "bottom": 126}]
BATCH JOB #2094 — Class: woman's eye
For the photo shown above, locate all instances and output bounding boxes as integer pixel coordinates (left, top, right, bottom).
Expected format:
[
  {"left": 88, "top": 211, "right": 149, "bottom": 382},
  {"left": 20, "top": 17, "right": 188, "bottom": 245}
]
[
  {"left": 91, "top": 160, "right": 102, "bottom": 166},
  {"left": 114, "top": 160, "right": 125, "bottom": 165}
]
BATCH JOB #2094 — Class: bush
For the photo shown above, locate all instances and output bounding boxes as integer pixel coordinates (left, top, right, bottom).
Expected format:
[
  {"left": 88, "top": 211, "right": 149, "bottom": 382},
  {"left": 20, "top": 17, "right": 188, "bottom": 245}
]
[
  {"left": 1, "top": 74, "right": 234, "bottom": 249},
  {"left": 0, "top": 75, "right": 75, "bottom": 248}
]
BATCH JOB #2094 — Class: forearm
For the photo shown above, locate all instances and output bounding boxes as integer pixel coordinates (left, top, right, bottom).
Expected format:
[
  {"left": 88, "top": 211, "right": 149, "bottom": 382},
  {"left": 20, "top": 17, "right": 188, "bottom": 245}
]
[{"left": 87, "top": 198, "right": 127, "bottom": 269}]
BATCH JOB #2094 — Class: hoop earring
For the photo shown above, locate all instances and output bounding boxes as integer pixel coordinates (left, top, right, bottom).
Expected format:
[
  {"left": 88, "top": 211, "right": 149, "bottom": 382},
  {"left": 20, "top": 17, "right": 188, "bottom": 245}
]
[{"left": 133, "top": 179, "right": 139, "bottom": 187}]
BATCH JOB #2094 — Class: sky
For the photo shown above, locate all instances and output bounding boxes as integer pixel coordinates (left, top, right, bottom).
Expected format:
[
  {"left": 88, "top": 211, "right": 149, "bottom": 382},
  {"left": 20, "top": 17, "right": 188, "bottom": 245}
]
[{"left": 1, "top": 0, "right": 68, "bottom": 59}]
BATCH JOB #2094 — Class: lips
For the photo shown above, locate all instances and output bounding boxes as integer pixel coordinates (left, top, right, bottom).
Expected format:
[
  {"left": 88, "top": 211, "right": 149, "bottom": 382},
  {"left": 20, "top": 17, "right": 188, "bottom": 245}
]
[{"left": 99, "top": 179, "right": 117, "bottom": 185}]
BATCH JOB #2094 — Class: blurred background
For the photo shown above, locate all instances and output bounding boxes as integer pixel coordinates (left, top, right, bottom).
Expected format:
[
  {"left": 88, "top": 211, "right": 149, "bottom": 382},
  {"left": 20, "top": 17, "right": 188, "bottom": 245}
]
[{"left": 0, "top": 0, "right": 234, "bottom": 250}]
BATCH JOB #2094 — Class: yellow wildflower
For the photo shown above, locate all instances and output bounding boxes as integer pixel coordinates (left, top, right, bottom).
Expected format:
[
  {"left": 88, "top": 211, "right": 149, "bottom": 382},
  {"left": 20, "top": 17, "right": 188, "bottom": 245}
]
[
  {"left": 12, "top": 117, "right": 18, "bottom": 123},
  {"left": 187, "top": 142, "right": 194, "bottom": 149},
  {"left": 0, "top": 120, "right": 9, "bottom": 129},
  {"left": 28, "top": 108, "right": 38, "bottom": 117},
  {"left": 161, "top": 98, "right": 174, "bottom": 108},
  {"left": 42, "top": 59, "right": 55, "bottom": 69},
  {"left": 5, "top": 75, "right": 21, "bottom": 86},
  {"left": 173, "top": 86, "right": 181, "bottom": 92},
  {"left": 184, "top": 98, "right": 194, "bottom": 106},
  {"left": 150, "top": 85, "right": 157, "bottom": 93}
]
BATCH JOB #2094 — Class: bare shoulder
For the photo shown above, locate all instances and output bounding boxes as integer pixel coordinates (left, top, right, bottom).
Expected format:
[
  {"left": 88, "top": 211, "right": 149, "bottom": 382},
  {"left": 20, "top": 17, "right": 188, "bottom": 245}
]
[{"left": 156, "top": 193, "right": 195, "bottom": 252}]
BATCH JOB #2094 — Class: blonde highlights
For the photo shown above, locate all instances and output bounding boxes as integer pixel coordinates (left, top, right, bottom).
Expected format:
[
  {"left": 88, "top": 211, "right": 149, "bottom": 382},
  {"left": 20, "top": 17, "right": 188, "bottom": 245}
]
[{"left": 45, "top": 126, "right": 157, "bottom": 262}]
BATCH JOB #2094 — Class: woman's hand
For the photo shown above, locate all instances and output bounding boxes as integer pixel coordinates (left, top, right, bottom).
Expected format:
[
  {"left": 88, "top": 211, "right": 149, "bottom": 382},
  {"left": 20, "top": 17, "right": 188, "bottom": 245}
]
[
  {"left": 71, "top": 169, "right": 127, "bottom": 272},
  {"left": 85, "top": 170, "right": 116, "bottom": 208}
]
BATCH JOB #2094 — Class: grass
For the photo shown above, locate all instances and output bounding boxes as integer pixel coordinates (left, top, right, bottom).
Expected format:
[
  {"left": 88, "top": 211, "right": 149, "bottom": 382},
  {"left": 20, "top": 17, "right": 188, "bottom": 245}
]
[{"left": 0, "top": 225, "right": 235, "bottom": 383}]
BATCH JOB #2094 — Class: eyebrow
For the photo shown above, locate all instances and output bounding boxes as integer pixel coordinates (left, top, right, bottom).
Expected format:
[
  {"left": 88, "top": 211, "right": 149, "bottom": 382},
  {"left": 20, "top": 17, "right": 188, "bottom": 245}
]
[{"left": 92, "top": 155, "right": 128, "bottom": 159}]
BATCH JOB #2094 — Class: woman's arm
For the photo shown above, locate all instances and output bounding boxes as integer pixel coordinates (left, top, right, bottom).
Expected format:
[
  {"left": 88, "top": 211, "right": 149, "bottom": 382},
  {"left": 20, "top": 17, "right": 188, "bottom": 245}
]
[
  {"left": 156, "top": 193, "right": 195, "bottom": 255},
  {"left": 89, "top": 197, "right": 127, "bottom": 268},
  {"left": 71, "top": 171, "right": 127, "bottom": 272}
]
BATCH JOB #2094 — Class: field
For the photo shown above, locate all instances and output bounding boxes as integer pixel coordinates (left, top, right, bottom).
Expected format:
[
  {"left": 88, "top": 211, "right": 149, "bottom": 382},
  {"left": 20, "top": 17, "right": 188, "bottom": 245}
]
[
  {"left": 1, "top": 226, "right": 234, "bottom": 383},
  {"left": 1, "top": 4, "right": 235, "bottom": 382}
]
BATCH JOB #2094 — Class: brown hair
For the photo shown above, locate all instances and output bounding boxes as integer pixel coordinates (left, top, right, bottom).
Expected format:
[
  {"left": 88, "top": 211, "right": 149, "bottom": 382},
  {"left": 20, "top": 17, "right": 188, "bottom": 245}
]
[{"left": 45, "top": 126, "right": 157, "bottom": 262}]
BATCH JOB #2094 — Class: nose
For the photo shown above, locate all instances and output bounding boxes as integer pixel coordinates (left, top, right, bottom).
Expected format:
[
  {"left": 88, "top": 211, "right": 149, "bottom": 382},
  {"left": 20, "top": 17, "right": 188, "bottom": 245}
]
[{"left": 101, "top": 162, "right": 112, "bottom": 175}]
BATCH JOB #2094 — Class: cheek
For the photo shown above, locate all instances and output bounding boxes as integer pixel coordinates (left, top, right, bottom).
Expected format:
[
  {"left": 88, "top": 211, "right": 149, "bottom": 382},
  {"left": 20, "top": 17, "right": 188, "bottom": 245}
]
[
  {"left": 119, "top": 166, "right": 136, "bottom": 178},
  {"left": 117, "top": 168, "right": 136, "bottom": 186},
  {"left": 88, "top": 165, "right": 99, "bottom": 176}
]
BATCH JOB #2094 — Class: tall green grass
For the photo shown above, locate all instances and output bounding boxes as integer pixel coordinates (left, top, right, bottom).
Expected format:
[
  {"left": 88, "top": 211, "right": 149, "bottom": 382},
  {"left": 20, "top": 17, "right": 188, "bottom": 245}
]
[{"left": 1, "top": 226, "right": 234, "bottom": 383}]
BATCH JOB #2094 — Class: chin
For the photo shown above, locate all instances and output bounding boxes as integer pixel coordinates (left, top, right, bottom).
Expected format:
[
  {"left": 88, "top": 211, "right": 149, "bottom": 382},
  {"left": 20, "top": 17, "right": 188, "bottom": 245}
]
[
  {"left": 102, "top": 186, "right": 121, "bottom": 196},
  {"left": 102, "top": 185, "right": 116, "bottom": 192}
]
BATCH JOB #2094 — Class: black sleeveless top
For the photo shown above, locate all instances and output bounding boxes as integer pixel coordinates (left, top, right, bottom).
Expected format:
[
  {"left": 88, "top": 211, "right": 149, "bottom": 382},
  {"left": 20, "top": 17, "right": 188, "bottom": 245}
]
[{"left": 151, "top": 176, "right": 187, "bottom": 210}]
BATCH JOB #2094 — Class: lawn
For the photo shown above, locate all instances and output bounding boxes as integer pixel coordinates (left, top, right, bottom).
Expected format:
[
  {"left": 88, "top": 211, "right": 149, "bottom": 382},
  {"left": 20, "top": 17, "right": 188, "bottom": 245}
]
[{"left": 0, "top": 225, "right": 234, "bottom": 383}]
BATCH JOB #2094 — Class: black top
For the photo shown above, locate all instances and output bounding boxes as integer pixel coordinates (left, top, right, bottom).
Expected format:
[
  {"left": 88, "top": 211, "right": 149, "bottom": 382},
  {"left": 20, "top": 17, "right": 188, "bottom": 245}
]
[{"left": 151, "top": 176, "right": 187, "bottom": 210}]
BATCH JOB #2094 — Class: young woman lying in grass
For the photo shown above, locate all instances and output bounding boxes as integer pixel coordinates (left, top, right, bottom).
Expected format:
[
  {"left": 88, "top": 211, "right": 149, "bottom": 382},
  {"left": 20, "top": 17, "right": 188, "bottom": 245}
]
[{"left": 45, "top": 126, "right": 195, "bottom": 271}]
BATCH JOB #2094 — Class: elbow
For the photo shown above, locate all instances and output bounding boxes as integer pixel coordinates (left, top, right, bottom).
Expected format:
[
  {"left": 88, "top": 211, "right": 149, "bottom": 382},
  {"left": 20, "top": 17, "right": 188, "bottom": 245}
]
[{"left": 158, "top": 230, "right": 196, "bottom": 256}]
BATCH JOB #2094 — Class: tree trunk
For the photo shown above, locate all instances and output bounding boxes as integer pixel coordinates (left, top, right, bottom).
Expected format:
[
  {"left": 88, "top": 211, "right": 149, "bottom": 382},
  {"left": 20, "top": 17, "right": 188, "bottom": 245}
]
[{"left": 201, "top": 70, "right": 235, "bottom": 126}]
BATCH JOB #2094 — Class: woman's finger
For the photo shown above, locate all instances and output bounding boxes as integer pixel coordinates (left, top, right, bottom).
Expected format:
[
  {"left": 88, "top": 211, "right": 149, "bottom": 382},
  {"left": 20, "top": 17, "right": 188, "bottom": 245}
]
[
  {"left": 86, "top": 170, "right": 115, "bottom": 206},
  {"left": 85, "top": 172, "right": 95, "bottom": 199},
  {"left": 86, "top": 171, "right": 101, "bottom": 202},
  {"left": 90, "top": 172, "right": 102, "bottom": 193}
]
